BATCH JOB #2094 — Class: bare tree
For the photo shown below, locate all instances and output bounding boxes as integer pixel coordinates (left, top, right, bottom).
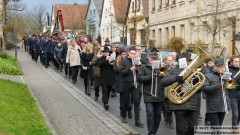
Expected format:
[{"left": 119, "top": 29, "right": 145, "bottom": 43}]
[
  {"left": 1, "top": 0, "right": 23, "bottom": 51},
  {"left": 28, "top": 4, "right": 46, "bottom": 33},
  {"left": 201, "top": 0, "right": 238, "bottom": 56}
]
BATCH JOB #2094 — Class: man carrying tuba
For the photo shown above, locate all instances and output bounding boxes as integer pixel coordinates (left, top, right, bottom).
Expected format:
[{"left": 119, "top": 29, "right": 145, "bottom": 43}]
[{"left": 160, "top": 52, "right": 200, "bottom": 135}]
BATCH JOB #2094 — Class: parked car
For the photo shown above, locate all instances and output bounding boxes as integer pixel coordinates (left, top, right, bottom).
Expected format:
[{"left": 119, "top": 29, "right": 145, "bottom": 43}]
[
  {"left": 111, "top": 42, "right": 125, "bottom": 50},
  {"left": 75, "top": 34, "right": 92, "bottom": 45}
]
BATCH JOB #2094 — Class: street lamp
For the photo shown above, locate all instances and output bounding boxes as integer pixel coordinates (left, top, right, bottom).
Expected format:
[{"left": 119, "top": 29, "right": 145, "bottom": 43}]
[{"left": 12, "top": 0, "right": 24, "bottom": 59}]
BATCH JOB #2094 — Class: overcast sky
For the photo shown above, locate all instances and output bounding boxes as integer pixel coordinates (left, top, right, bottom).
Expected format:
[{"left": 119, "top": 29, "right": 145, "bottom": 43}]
[{"left": 21, "top": 0, "right": 88, "bottom": 13}]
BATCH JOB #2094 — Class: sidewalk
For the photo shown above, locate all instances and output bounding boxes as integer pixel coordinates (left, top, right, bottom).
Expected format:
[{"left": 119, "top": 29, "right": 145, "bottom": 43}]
[{"left": 7, "top": 46, "right": 138, "bottom": 135}]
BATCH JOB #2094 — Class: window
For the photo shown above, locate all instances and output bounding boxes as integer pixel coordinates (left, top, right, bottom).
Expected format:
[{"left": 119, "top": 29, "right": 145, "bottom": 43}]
[
  {"left": 137, "top": 0, "right": 141, "bottom": 12},
  {"left": 180, "top": 24, "right": 185, "bottom": 40},
  {"left": 159, "top": 0, "right": 162, "bottom": 9},
  {"left": 103, "top": 29, "right": 105, "bottom": 39},
  {"left": 166, "top": 27, "right": 169, "bottom": 44},
  {"left": 93, "top": 9, "right": 96, "bottom": 17},
  {"left": 90, "top": 10, "right": 92, "bottom": 18},
  {"left": 165, "top": 0, "right": 169, "bottom": 7},
  {"left": 171, "top": 26, "right": 175, "bottom": 38},
  {"left": 158, "top": 28, "right": 162, "bottom": 46},
  {"left": 204, "top": 26, "right": 208, "bottom": 43},
  {"left": 152, "top": 30, "right": 155, "bottom": 38},
  {"left": 132, "top": 2, "right": 135, "bottom": 13},
  {"left": 152, "top": 0, "right": 156, "bottom": 11},
  {"left": 190, "top": 23, "right": 194, "bottom": 43}
]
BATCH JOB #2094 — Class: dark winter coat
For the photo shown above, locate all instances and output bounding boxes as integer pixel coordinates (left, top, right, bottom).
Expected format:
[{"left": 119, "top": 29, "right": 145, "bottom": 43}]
[
  {"left": 201, "top": 64, "right": 213, "bottom": 75},
  {"left": 120, "top": 57, "right": 135, "bottom": 83},
  {"left": 43, "top": 40, "right": 52, "bottom": 53},
  {"left": 62, "top": 42, "right": 68, "bottom": 63},
  {"left": 138, "top": 63, "right": 165, "bottom": 103},
  {"left": 113, "top": 61, "right": 123, "bottom": 93},
  {"left": 160, "top": 65, "right": 200, "bottom": 111},
  {"left": 54, "top": 46, "right": 64, "bottom": 60},
  {"left": 91, "top": 54, "right": 100, "bottom": 78},
  {"left": 201, "top": 71, "right": 230, "bottom": 113},
  {"left": 80, "top": 52, "right": 94, "bottom": 79},
  {"left": 98, "top": 56, "right": 114, "bottom": 86},
  {"left": 228, "top": 65, "right": 240, "bottom": 98}
]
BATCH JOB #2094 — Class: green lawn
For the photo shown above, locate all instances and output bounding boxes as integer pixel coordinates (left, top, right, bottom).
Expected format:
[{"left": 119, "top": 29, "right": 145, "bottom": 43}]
[
  {"left": 0, "top": 52, "right": 21, "bottom": 75},
  {"left": 0, "top": 79, "right": 52, "bottom": 135}
]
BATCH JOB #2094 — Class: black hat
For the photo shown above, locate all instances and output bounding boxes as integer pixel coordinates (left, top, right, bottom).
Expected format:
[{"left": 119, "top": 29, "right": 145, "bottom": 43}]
[
  {"left": 214, "top": 59, "right": 224, "bottom": 66},
  {"left": 148, "top": 52, "right": 158, "bottom": 58},
  {"left": 186, "top": 49, "right": 193, "bottom": 54},
  {"left": 151, "top": 47, "right": 159, "bottom": 52},
  {"left": 104, "top": 37, "right": 110, "bottom": 42},
  {"left": 102, "top": 46, "right": 110, "bottom": 52}
]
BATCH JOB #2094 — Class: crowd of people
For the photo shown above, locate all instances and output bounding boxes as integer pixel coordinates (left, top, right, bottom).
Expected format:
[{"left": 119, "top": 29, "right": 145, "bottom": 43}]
[{"left": 22, "top": 33, "right": 240, "bottom": 135}]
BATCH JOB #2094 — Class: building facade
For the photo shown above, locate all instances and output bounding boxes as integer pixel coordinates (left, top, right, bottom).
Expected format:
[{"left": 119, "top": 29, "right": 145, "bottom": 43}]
[
  {"left": 85, "top": 0, "right": 104, "bottom": 42},
  {"left": 126, "top": 0, "right": 149, "bottom": 46},
  {"left": 149, "top": 0, "right": 240, "bottom": 57},
  {"left": 100, "top": 0, "right": 129, "bottom": 45}
]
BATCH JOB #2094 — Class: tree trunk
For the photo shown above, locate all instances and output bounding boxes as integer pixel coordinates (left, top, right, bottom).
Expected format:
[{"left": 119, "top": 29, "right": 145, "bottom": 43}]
[
  {"left": 211, "top": 35, "right": 215, "bottom": 56},
  {"left": 2, "top": 0, "right": 8, "bottom": 51}
]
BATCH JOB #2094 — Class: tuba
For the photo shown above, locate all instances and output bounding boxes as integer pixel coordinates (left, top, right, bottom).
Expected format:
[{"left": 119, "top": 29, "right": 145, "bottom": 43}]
[{"left": 165, "top": 46, "right": 210, "bottom": 104}]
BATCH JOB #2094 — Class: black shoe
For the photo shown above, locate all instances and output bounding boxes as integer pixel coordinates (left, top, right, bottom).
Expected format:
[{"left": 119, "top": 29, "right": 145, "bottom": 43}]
[
  {"left": 168, "top": 123, "right": 175, "bottom": 129},
  {"left": 122, "top": 117, "right": 127, "bottom": 123},
  {"left": 104, "top": 104, "right": 109, "bottom": 110},
  {"left": 87, "top": 93, "right": 91, "bottom": 96},
  {"left": 72, "top": 80, "right": 76, "bottom": 84},
  {"left": 128, "top": 108, "right": 132, "bottom": 119},
  {"left": 205, "top": 121, "right": 211, "bottom": 126},
  {"left": 94, "top": 97, "right": 98, "bottom": 101},
  {"left": 135, "top": 120, "right": 144, "bottom": 128},
  {"left": 111, "top": 91, "right": 116, "bottom": 97}
]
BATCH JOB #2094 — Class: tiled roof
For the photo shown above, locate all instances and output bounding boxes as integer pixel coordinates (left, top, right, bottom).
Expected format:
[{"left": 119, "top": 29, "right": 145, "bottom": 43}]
[
  {"left": 52, "top": 4, "right": 88, "bottom": 29},
  {"left": 113, "top": 0, "right": 130, "bottom": 22}
]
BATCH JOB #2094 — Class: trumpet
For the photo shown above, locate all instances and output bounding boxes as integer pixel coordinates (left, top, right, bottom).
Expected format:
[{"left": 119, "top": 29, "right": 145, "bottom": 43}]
[
  {"left": 134, "top": 52, "right": 142, "bottom": 70},
  {"left": 223, "top": 60, "right": 237, "bottom": 90},
  {"left": 109, "top": 60, "right": 114, "bottom": 65},
  {"left": 154, "top": 53, "right": 169, "bottom": 76}
]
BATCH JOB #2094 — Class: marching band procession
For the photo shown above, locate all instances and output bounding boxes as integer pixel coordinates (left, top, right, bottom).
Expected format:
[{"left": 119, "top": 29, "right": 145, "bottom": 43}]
[{"left": 22, "top": 33, "right": 240, "bottom": 135}]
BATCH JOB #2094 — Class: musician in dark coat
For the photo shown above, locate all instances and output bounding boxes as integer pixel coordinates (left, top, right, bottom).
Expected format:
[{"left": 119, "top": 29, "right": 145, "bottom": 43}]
[
  {"left": 138, "top": 52, "right": 165, "bottom": 135},
  {"left": 113, "top": 48, "right": 133, "bottom": 118},
  {"left": 201, "top": 59, "right": 230, "bottom": 126},
  {"left": 201, "top": 57, "right": 214, "bottom": 125},
  {"left": 97, "top": 46, "right": 114, "bottom": 110},
  {"left": 160, "top": 53, "right": 200, "bottom": 135},
  {"left": 120, "top": 47, "right": 144, "bottom": 127},
  {"left": 227, "top": 55, "right": 240, "bottom": 126}
]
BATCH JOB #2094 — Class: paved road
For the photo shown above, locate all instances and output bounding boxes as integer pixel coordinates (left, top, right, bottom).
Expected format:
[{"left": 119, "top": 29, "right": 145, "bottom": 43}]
[
  {"left": 9, "top": 46, "right": 233, "bottom": 135},
  {"left": 7, "top": 47, "right": 137, "bottom": 135},
  {"left": 45, "top": 53, "right": 232, "bottom": 134}
]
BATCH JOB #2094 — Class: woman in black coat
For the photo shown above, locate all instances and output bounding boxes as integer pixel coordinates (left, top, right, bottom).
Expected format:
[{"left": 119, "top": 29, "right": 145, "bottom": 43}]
[{"left": 81, "top": 44, "right": 94, "bottom": 95}]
